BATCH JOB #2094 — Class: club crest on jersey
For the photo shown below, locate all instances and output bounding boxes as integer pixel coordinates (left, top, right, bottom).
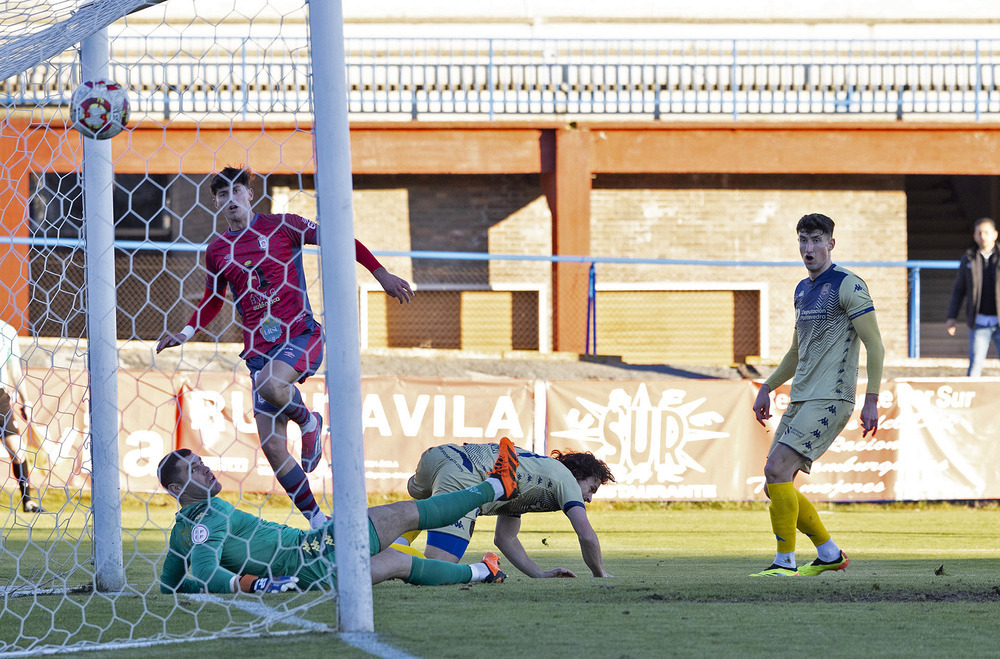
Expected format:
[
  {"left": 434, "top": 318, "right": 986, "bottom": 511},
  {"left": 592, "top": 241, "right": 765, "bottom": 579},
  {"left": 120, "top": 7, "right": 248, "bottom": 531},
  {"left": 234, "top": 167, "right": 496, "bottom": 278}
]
[
  {"left": 191, "top": 524, "right": 210, "bottom": 544},
  {"left": 258, "top": 236, "right": 268, "bottom": 250}
]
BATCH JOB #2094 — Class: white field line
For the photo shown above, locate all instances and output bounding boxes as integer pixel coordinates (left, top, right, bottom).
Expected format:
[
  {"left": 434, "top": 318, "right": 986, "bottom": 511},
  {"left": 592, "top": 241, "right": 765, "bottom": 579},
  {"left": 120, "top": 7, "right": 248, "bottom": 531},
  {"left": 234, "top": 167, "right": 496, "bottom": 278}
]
[{"left": 1, "top": 592, "right": 415, "bottom": 658}]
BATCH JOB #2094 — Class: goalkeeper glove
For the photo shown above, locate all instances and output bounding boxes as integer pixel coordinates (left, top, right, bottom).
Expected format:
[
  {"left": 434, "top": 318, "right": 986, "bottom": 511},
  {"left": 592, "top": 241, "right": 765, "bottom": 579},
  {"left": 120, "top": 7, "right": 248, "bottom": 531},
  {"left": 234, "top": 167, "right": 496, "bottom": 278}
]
[{"left": 238, "top": 575, "right": 299, "bottom": 593}]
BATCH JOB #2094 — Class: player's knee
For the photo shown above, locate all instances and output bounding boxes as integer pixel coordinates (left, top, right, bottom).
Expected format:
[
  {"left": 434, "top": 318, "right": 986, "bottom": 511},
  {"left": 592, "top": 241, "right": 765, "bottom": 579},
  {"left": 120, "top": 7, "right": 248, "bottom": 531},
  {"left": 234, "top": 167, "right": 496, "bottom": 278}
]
[
  {"left": 259, "top": 438, "right": 290, "bottom": 464},
  {"left": 384, "top": 500, "right": 420, "bottom": 530},
  {"left": 763, "top": 454, "right": 800, "bottom": 484},
  {"left": 763, "top": 462, "right": 790, "bottom": 484}
]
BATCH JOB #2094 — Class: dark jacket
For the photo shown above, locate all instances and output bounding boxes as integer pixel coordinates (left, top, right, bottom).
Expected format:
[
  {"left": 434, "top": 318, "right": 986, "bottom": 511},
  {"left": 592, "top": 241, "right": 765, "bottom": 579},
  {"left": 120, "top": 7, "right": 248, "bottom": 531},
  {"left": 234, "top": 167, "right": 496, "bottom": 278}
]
[{"left": 947, "top": 246, "right": 1000, "bottom": 328}]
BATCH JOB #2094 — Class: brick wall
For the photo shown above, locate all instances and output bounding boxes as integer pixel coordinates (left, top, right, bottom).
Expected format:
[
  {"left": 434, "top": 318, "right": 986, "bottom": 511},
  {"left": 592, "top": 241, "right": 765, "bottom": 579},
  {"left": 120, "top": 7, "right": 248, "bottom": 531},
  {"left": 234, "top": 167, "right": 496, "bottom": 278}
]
[
  {"left": 259, "top": 171, "right": 908, "bottom": 362},
  {"left": 589, "top": 173, "right": 908, "bottom": 362}
]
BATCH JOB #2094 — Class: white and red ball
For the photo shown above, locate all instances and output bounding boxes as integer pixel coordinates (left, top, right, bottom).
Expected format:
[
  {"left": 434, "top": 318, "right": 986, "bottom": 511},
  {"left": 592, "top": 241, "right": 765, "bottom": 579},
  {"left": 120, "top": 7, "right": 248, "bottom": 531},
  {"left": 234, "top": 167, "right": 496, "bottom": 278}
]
[{"left": 70, "top": 79, "right": 130, "bottom": 140}]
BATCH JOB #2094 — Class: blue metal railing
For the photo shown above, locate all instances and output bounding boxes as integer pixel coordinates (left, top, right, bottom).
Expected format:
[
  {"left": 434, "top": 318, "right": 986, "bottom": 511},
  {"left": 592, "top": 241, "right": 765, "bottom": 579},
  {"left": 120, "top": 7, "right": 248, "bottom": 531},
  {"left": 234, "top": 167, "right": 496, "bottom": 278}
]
[
  {"left": 5, "top": 37, "right": 1000, "bottom": 119},
  {"left": 0, "top": 234, "right": 960, "bottom": 358}
]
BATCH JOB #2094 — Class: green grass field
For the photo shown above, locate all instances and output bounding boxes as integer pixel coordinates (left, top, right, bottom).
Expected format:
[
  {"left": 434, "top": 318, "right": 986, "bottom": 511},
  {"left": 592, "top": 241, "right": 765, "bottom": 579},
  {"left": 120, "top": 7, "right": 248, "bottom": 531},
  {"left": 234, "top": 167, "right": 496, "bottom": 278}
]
[{"left": 2, "top": 495, "right": 998, "bottom": 658}]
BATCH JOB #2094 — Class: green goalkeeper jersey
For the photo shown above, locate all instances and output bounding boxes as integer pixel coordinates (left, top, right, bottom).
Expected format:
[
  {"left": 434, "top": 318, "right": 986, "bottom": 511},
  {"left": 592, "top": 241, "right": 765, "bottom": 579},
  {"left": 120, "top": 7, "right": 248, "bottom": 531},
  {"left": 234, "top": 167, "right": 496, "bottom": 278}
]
[{"left": 159, "top": 496, "right": 337, "bottom": 593}]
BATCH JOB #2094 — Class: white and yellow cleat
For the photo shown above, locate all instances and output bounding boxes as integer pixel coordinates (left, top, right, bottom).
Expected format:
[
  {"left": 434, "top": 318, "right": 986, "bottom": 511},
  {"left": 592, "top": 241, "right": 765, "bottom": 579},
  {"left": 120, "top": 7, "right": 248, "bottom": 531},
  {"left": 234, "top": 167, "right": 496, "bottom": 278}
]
[
  {"left": 749, "top": 563, "right": 799, "bottom": 577},
  {"left": 798, "top": 551, "right": 850, "bottom": 576}
]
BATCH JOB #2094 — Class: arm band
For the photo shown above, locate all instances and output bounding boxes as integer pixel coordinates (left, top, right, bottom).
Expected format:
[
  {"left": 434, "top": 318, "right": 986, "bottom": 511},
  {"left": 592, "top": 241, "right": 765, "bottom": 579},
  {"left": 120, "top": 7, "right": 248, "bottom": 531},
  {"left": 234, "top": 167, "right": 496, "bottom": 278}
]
[{"left": 179, "top": 326, "right": 196, "bottom": 342}]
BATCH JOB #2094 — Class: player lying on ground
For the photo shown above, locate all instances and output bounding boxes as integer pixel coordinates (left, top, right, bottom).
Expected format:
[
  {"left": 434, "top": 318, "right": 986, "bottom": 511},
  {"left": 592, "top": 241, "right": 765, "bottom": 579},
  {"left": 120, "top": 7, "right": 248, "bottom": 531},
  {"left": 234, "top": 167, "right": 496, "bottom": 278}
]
[
  {"left": 157, "top": 438, "right": 521, "bottom": 593},
  {"left": 156, "top": 166, "right": 413, "bottom": 530},
  {"left": 406, "top": 441, "right": 616, "bottom": 578}
]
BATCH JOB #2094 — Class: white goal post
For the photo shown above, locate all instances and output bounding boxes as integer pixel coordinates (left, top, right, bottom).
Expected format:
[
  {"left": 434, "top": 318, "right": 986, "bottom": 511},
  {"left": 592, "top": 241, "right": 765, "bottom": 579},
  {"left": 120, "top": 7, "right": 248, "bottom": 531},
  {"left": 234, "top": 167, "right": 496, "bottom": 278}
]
[{"left": 0, "top": 0, "right": 376, "bottom": 652}]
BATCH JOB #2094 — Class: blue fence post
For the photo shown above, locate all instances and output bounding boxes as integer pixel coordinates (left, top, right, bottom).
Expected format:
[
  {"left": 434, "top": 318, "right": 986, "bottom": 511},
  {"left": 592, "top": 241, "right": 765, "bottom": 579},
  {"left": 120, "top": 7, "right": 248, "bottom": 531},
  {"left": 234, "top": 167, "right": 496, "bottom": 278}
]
[
  {"left": 908, "top": 266, "right": 921, "bottom": 359},
  {"left": 586, "top": 262, "right": 596, "bottom": 355}
]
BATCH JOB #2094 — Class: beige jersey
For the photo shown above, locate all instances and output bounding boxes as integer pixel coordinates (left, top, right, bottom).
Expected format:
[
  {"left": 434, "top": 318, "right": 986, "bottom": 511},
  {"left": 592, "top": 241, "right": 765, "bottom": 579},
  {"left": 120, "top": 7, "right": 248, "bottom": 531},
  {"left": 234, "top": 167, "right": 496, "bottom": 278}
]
[
  {"left": 790, "top": 265, "right": 875, "bottom": 404},
  {"left": 414, "top": 443, "right": 585, "bottom": 518}
]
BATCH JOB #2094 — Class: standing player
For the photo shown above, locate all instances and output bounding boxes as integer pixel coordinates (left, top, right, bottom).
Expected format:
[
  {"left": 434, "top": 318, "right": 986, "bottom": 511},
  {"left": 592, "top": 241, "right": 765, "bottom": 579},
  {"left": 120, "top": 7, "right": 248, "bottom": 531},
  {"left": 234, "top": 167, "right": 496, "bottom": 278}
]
[
  {"left": 406, "top": 441, "right": 615, "bottom": 578},
  {"left": 157, "top": 166, "right": 413, "bottom": 529},
  {"left": 751, "top": 213, "right": 884, "bottom": 577},
  {"left": 157, "top": 437, "right": 519, "bottom": 593},
  {"left": 1, "top": 318, "right": 44, "bottom": 513}
]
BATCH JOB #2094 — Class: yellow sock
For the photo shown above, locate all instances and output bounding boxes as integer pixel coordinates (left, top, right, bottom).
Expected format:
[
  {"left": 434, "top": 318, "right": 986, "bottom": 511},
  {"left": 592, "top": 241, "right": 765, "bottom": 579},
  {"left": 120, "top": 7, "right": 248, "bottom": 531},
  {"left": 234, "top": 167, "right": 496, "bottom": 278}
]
[
  {"left": 795, "top": 490, "right": 831, "bottom": 547},
  {"left": 389, "top": 542, "right": 426, "bottom": 559},
  {"left": 767, "top": 481, "right": 798, "bottom": 554}
]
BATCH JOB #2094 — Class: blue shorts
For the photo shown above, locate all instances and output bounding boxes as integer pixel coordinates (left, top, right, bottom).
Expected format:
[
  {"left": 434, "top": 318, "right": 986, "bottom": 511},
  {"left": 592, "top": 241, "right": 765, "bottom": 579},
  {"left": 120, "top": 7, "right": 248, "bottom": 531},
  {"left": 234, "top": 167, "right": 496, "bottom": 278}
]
[{"left": 245, "top": 319, "right": 324, "bottom": 416}]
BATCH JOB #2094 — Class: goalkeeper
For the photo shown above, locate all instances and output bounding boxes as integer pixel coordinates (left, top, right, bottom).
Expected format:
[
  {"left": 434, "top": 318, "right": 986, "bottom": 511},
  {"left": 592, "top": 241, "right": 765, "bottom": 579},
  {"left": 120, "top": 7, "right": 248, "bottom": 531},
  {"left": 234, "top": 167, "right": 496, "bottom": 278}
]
[{"left": 157, "top": 438, "right": 520, "bottom": 594}]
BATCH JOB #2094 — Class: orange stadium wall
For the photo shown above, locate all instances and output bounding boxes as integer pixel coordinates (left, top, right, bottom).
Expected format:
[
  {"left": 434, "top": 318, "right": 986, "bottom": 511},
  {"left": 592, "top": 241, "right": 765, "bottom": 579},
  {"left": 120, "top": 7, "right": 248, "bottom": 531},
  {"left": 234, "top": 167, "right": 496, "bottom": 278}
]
[
  {"left": 20, "top": 367, "right": 1000, "bottom": 503},
  {"left": 7, "top": 119, "right": 1000, "bottom": 362}
]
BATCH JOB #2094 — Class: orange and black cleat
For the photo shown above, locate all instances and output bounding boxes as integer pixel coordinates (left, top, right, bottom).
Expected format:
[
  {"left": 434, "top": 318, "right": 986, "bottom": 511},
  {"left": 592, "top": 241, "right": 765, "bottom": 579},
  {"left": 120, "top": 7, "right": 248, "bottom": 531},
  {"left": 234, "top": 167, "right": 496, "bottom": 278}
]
[
  {"left": 482, "top": 552, "right": 508, "bottom": 583},
  {"left": 487, "top": 436, "right": 519, "bottom": 501}
]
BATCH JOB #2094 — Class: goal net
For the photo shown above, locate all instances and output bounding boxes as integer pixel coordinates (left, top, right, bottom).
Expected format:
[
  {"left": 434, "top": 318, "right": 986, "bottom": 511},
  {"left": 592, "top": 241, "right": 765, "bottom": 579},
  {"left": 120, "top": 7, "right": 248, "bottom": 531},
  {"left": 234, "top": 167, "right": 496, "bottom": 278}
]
[
  {"left": 0, "top": 1, "right": 371, "bottom": 653},
  {"left": 0, "top": 1, "right": 166, "bottom": 83}
]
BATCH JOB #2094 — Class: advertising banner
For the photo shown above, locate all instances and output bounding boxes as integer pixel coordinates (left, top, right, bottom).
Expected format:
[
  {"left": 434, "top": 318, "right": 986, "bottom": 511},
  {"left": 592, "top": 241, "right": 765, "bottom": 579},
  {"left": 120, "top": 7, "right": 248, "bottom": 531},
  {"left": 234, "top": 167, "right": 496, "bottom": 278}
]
[
  {"left": 24, "top": 367, "right": 179, "bottom": 494},
  {"left": 361, "top": 376, "right": 535, "bottom": 493},
  {"left": 17, "top": 367, "right": 1000, "bottom": 502},
  {"left": 892, "top": 379, "right": 1000, "bottom": 500},
  {"left": 175, "top": 371, "right": 302, "bottom": 496},
  {"left": 545, "top": 379, "right": 768, "bottom": 500}
]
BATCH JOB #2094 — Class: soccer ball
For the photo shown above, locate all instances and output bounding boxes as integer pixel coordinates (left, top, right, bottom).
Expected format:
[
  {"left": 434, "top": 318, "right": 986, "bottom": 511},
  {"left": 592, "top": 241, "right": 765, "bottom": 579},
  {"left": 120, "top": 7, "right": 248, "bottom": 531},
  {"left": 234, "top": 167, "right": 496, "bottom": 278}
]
[{"left": 70, "top": 79, "right": 130, "bottom": 140}]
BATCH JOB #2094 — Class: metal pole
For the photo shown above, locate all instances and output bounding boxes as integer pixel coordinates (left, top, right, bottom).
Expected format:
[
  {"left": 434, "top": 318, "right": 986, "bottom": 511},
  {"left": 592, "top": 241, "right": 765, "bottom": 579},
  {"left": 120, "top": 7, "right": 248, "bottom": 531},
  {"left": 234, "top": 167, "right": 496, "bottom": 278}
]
[
  {"left": 586, "top": 263, "right": 596, "bottom": 355},
  {"left": 307, "top": 0, "right": 374, "bottom": 633},
  {"left": 908, "top": 266, "right": 921, "bottom": 359},
  {"left": 81, "top": 29, "right": 125, "bottom": 593}
]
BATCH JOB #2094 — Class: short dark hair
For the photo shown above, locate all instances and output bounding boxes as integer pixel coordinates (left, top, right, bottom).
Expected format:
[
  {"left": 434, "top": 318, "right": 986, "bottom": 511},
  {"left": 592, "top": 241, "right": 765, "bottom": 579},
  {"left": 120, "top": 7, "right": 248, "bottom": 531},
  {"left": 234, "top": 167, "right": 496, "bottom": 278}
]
[
  {"left": 209, "top": 165, "right": 255, "bottom": 195},
  {"left": 157, "top": 448, "right": 194, "bottom": 490},
  {"left": 974, "top": 217, "right": 996, "bottom": 232},
  {"left": 796, "top": 213, "right": 835, "bottom": 237},
  {"left": 551, "top": 449, "right": 616, "bottom": 485}
]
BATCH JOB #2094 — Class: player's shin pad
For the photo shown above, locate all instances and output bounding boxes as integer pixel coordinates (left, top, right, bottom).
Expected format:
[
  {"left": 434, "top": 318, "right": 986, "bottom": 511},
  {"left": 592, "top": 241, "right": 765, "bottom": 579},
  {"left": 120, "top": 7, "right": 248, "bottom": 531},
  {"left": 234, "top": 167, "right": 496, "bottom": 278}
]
[
  {"left": 404, "top": 556, "right": 473, "bottom": 586},
  {"left": 767, "top": 482, "right": 799, "bottom": 553},
  {"left": 415, "top": 482, "right": 493, "bottom": 530}
]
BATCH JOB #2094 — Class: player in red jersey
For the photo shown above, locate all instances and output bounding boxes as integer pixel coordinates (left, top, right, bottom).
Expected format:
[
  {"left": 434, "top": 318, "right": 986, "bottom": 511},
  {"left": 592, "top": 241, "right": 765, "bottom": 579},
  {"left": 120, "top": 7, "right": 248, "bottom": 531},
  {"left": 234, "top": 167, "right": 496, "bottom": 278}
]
[{"left": 157, "top": 166, "right": 412, "bottom": 528}]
